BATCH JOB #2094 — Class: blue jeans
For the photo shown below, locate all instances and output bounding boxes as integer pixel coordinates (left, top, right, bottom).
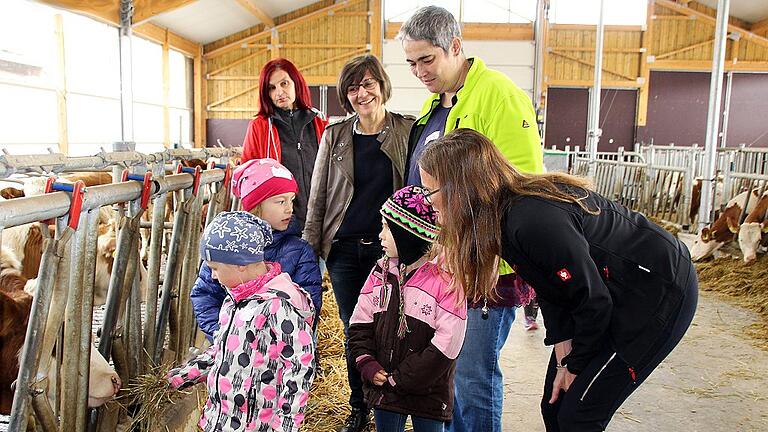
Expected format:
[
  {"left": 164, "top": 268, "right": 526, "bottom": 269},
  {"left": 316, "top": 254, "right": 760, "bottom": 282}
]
[
  {"left": 326, "top": 237, "right": 382, "bottom": 409},
  {"left": 375, "top": 409, "right": 445, "bottom": 432},
  {"left": 447, "top": 306, "right": 516, "bottom": 432}
]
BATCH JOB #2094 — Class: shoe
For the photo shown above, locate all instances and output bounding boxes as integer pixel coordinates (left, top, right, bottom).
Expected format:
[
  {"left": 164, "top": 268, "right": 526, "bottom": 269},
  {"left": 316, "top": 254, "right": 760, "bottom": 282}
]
[
  {"left": 338, "top": 407, "right": 371, "bottom": 432},
  {"left": 524, "top": 317, "right": 539, "bottom": 331}
]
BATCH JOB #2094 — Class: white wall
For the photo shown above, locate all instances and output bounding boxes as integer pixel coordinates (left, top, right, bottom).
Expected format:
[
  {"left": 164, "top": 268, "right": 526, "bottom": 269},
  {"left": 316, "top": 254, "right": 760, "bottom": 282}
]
[{"left": 382, "top": 39, "right": 536, "bottom": 117}]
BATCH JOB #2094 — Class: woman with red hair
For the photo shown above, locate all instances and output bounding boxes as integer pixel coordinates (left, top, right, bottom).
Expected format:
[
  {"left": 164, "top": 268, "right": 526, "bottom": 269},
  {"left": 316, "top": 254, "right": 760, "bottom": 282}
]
[{"left": 242, "top": 58, "right": 327, "bottom": 231}]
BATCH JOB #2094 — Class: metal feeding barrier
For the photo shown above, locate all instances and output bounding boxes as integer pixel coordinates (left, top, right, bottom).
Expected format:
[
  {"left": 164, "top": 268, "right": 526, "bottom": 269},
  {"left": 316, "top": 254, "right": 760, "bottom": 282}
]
[
  {"left": 544, "top": 143, "right": 768, "bottom": 231},
  {"left": 0, "top": 146, "right": 241, "bottom": 432}
]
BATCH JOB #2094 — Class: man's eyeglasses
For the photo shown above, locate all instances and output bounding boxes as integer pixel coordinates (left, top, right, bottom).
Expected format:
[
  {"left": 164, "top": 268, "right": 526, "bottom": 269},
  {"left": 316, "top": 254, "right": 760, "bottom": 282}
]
[
  {"left": 347, "top": 78, "right": 378, "bottom": 95},
  {"left": 423, "top": 188, "right": 441, "bottom": 205}
]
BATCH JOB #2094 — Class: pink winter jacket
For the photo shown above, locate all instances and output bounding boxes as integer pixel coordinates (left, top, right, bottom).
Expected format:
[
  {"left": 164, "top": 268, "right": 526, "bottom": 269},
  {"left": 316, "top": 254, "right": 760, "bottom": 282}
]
[{"left": 167, "top": 263, "right": 315, "bottom": 432}]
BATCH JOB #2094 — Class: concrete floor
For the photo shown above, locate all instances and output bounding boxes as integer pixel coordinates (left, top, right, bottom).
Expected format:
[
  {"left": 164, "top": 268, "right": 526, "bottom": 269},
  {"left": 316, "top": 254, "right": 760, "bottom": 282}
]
[{"left": 501, "top": 294, "right": 768, "bottom": 431}]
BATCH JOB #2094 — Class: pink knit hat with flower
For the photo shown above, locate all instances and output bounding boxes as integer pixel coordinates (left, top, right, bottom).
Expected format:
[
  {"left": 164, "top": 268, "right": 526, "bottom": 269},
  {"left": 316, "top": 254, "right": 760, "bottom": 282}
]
[{"left": 232, "top": 158, "right": 298, "bottom": 212}]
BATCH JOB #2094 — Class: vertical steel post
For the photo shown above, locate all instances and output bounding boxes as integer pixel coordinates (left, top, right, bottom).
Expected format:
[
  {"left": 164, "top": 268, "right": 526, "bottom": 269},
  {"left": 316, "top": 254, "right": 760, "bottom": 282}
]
[
  {"left": 586, "top": 0, "right": 606, "bottom": 178},
  {"left": 143, "top": 163, "right": 167, "bottom": 367},
  {"left": 7, "top": 222, "right": 67, "bottom": 432},
  {"left": 60, "top": 210, "right": 87, "bottom": 431},
  {"left": 720, "top": 71, "right": 733, "bottom": 149},
  {"left": 698, "top": 0, "right": 730, "bottom": 231},
  {"left": 80, "top": 208, "right": 99, "bottom": 431},
  {"left": 154, "top": 192, "right": 192, "bottom": 363},
  {"left": 118, "top": 0, "right": 134, "bottom": 144}
]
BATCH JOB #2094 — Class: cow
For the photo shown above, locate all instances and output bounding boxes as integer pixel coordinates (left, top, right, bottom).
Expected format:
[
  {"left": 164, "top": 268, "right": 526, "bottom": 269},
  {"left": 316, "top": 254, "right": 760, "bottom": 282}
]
[
  {"left": 0, "top": 248, "right": 122, "bottom": 414},
  {"left": 690, "top": 189, "right": 761, "bottom": 261},
  {"left": 0, "top": 250, "right": 32, "bottom": 414},
  {"left": 1, "top": 217, "right": 138, "bottom": 306},
  {"left": 736, "top": 191, "right": 768, "bottom": 264}
]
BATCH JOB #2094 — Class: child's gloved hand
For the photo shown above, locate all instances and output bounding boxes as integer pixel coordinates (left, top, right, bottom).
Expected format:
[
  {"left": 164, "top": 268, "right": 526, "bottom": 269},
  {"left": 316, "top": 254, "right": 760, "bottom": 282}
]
[
  {"left": 166, "top": 371, "right": 185, "bottom": 390},
  {"left": 356, "top": 355, "right": 386, "bottom": 384}
]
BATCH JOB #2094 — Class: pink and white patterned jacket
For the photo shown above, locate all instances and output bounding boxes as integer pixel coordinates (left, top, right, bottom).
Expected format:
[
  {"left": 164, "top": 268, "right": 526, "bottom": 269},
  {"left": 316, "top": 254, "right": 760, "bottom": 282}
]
[{"left": 167, "top": 263, "right": 315, "bottom": 431}]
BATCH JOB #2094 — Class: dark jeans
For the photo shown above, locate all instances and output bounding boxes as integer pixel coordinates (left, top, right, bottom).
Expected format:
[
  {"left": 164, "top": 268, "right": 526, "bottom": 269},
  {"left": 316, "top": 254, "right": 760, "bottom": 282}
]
[
  {"left": 375, "top": 409, "right": 445, "bottom": 432},
  {"left": 326, "top": 237, "right": 382, "bottom": 409},
  {"left": 541, "top": 261, "right": 699, "bottom": 432}
]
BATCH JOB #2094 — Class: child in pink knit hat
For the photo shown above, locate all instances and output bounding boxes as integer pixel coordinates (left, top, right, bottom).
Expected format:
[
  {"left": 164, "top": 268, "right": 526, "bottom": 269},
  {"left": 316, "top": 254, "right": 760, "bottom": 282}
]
[{"left": 191, "top": 158, "right": 322, "bottom": 340}]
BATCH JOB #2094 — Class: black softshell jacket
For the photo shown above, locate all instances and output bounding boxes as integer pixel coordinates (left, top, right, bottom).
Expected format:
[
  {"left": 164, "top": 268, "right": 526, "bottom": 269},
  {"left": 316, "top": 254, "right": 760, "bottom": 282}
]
[{"left": 500, "top": 186, "right": 692, "bottom": 374}]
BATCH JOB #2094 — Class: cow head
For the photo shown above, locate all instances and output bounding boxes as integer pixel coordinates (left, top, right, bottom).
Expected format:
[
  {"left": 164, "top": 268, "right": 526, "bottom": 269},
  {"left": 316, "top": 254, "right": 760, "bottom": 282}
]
[
  {"left": 738, "top": 223, "right": 761, "bottom": 264},
  {"left": 86, "top": 345, "right": 121, "bottom": 407},
  {"left": 738, "top": 222, "right": 767, "bottom": 264},
  {"left": 691, "top": 227, "right": 724, "bottom": 261}
]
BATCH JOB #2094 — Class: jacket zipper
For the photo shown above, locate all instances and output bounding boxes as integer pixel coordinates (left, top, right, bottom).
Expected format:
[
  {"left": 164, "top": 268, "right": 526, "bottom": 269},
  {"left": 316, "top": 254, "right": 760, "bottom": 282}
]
[
  {"left": 580, "top": 352, "right": 616, "bottom": 401},
  {"left": 215, "top": 294, "right": 238, "bottom": 423},
  {"left": 246, "top": 388, "right": 257, "bottom": 423}
]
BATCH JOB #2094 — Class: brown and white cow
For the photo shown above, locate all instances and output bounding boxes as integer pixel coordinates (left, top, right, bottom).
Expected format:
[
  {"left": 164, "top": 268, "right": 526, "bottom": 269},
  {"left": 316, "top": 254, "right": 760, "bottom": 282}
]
[
  {"left": 0, "top": 248, "right": 121, "bottom": 414},
  {"left": 690, "top": 189, "right": 760, "bottom": 261},
  {"left": 1, "top": 217, "right": 139, "bottom": 306},
  {"left": 0, "top": 250, "right": 32, "bottom": 414},
  {"left": 736, "top": 191, "right": 768, "bottom": 264}
]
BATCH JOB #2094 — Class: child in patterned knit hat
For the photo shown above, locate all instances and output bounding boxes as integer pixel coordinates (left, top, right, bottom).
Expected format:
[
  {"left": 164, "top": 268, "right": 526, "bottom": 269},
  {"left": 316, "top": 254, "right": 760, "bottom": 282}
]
[
  {"left": 191, "top": 158, "right": 322, "bottom": 342},
  {"left": 168, "top": 211, "right": 315, "bottom": 432},
  {"left": 347, "top": 185, "right": 468, "bottom": 432}
]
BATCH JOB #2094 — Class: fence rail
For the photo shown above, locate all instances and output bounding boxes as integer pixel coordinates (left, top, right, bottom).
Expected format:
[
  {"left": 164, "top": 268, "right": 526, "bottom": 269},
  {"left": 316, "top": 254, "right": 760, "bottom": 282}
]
[
  {"left": 0, "top": 147, "right": 241, "bottom": 432},
  {"left": 544, "top": 143, "right": 768, "bottom": 231}
]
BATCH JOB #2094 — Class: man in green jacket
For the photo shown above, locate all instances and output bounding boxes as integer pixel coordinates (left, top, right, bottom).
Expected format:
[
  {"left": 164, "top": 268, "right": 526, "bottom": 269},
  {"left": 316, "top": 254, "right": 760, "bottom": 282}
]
[{"left": 398, "top": 6, "right": 544, "bottom": 432}]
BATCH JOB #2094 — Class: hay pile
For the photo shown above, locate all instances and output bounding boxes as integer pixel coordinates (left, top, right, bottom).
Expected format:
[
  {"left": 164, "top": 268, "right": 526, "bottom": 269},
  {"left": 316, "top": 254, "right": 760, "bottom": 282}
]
[
  {"left": 303, "top": 281, "right": 354, "bottom": 432},
  {"left": 647, "top": 216, "right": 681, "bottom": 237},
  {"left": 695, "top": 255, "right": 768, "bottom": 350},
  {"left": 119, "top": 363, "right": 203, "bottom": 431}
]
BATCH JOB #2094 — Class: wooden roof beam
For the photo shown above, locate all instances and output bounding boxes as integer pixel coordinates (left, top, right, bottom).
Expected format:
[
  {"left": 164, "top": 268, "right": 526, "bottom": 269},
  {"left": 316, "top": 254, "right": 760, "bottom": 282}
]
[
  {"left": 35, "top": 1, "right": 119, "bottom": 25},
  {"left": 234, "top": 0, "right": 275, "bottom": 27},
  {"left": 751, "top": 17, "right": 768, "bottom": 34},
  {"left": 133, "top": 0, "right": 198, "bottom": 25},
  {"left": 655, "top": 0, "right": 768, "bottom": 49},
  {"left": 205, "top": 0, "right": 363, "bottom": 59}
]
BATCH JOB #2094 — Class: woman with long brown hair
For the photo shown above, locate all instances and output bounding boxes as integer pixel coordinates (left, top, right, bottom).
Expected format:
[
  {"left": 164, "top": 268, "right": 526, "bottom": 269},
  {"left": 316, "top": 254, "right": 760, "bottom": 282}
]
[{"left": 418, "top": 128, "right": 698, "bottom": 432}]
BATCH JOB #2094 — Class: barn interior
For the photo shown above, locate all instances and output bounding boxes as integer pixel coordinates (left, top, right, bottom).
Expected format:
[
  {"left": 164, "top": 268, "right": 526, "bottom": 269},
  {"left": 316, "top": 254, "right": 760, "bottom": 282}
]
[{"left": 1, "top": 0, "right": 768, "bottom": 431}]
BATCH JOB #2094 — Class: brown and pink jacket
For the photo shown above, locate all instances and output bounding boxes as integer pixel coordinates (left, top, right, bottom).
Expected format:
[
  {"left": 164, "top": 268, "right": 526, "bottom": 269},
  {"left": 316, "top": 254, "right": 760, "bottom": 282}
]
[{"left": 348, "top": 257, "right": 467, "bottom": 421}]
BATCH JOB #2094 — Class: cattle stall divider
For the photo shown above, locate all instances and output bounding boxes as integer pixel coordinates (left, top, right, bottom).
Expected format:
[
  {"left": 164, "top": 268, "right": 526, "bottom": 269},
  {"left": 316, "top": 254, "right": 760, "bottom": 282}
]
[
  {"left": 0, "top": 147, "right": 242, "bottom": 432},
  {"left": 546, "top": 144, "right": 768, "bottom": 232}
]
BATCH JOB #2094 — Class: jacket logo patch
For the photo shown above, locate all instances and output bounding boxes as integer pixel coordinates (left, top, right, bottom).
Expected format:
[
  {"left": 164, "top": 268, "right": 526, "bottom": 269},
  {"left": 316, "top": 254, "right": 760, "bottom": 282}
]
[
  {"left": 522, "top": 120, "right": 530, "bottom": 128},
  {"left": 556, "top": 268, "right": 571, "bottom": 282}
]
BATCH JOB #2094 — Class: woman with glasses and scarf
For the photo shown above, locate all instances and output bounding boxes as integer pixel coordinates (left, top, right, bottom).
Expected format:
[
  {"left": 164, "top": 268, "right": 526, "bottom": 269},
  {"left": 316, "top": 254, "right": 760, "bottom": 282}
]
[
  {"left": 304, "top": 54, "right": 414, "bottom": 432},
  {"left": 242, "top": 58, "right": 327, "bottom": 231}
]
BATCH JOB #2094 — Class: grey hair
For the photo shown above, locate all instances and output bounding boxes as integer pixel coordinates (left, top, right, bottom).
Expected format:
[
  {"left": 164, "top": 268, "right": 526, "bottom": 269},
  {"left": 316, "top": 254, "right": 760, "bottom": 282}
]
[{"left": 396, "top": 6, "right": 462, "bottom": 52}]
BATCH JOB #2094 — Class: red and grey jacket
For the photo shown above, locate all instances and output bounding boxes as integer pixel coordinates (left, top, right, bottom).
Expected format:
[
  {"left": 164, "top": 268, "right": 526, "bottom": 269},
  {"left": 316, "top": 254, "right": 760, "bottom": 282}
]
[
  {"left": 241, "top": 111, "right": 327, "bottom": 162},
  {"left": 348, "top": 257, "right": 467, "bottom": 421}
]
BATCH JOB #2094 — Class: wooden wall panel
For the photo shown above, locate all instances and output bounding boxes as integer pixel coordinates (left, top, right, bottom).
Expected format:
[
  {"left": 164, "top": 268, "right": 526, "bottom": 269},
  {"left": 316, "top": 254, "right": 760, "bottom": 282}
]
[
  {"left": 547, "top": 26, "right": 642, "bottom": 87},
  {"left": 204, "top": 0, "right": 372, "bottom": 119},
  {"left": 545, "top": 1, "right": 768, "bottom": 91}
]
